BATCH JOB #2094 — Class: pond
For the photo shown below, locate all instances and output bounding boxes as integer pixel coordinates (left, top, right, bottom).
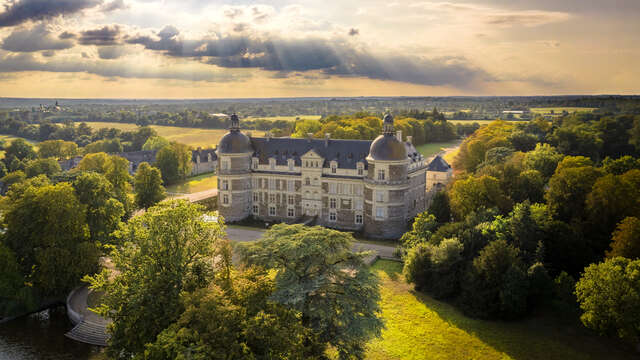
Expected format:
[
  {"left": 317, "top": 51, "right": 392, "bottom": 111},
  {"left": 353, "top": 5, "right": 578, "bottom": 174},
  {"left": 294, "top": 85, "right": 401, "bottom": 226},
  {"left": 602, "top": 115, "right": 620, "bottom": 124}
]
[{"left": 0, "top": 307, "right": 102, "bottom": 360}]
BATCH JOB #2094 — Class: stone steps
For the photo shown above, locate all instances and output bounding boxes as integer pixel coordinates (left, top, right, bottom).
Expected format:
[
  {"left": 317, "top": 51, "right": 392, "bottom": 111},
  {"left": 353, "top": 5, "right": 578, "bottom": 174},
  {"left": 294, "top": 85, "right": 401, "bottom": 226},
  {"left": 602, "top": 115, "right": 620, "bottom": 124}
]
[{"left": 65, "top": 320, "right": 109, "bottom": 347}]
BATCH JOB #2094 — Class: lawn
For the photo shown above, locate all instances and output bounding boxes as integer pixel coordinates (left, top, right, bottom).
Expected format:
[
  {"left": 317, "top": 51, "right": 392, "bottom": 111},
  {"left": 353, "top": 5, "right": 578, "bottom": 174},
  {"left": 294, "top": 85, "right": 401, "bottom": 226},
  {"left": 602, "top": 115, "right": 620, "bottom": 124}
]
[
  {"left": 166, "top": 172, "right": 217, "bottom": 194},
  {"left": 365, "top": 260, "right": 635, "bottom": 360},
  {"left": 529, "top": 107, "right": 597, "bottom": 114},
  {"left": 78, "top": 122, "right": 265, "bottom": 148},
  {"left": 416, "top": 141, "right": 460, "bottom": 158}
]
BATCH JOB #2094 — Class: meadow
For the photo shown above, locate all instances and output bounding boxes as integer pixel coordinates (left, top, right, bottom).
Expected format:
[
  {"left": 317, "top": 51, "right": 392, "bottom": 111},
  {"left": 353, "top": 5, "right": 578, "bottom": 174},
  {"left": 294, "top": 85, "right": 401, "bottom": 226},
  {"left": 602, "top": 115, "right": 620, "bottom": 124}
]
[
  {"left": 529, "top": 107, "right": 597, "bottom": 114},
  {"left": 245, "top": 115, "right": 321, "bottom": 122},
  {"left": 416, "top": 141, "right": 461, "bottom": 158},
  {"left": 364, "top": 260, "right": 635, "bottom": 360},
  {"left": 166, "top": 172, "right": 217, "bottom": 194},
  {"left": 79, "top": 122, "right": 265, "bottom": 148}
]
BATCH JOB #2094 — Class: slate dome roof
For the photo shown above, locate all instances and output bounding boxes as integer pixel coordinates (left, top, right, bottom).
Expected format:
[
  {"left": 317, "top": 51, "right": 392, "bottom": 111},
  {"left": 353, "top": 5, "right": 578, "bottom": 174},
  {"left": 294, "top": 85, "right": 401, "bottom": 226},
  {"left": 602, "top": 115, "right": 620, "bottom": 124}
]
[
  {"left": 368, "top": 134, "right": 407, "bottom": 161},
  {"left": 218, "top": 114, "right": 252, "bottom": 154}
]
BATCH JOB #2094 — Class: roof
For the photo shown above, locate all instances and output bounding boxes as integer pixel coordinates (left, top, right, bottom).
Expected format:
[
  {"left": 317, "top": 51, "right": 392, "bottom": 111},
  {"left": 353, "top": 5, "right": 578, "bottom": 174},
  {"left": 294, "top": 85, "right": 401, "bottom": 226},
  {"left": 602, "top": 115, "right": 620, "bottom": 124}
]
[
  {"left": 427, "top": 155, "right": 451, "bottom": 172},
  {"left": 369, "top": 134, "right": 407, "bottom": 161},
  {"left": 117, "top": 150, "right": 157, "bottom": 164},
  {"left": 218, "top": 130, "right": 252, "bottom": 154},
  {"left": 192, "top": 148, "right": 217, "bottom": 162},
  {"left": 249, "top": 136, "right": 423, "bottom": 169},
  {"left": 251, "top": 137, "right": 372, "bottom": 169}
]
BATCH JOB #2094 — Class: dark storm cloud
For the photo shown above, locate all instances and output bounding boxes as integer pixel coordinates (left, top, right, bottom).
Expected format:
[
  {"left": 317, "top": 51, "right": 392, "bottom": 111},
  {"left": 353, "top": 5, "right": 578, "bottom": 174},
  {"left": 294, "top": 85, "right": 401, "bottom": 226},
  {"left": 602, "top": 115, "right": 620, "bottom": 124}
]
[
  {"left": 0, "top": 51, "right": 241, "bottom": 82},
  {"left": 127, "top": 29, "right": 491, "bottom": 87},
  {"left": 79, "top": 25, "right": 122, "bottom": 46},
  {"left": 0, "top": 0, "right": 102, "bottom": 28},
  {"left": 2, "top": 24, "right": 74, "bottom": 52}
]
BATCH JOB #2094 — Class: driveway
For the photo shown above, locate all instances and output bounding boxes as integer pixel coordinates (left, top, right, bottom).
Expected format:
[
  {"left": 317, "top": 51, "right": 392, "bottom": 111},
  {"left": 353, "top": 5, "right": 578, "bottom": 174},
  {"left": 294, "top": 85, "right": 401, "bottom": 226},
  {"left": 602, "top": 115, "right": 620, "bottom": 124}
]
[{"left": 226, "top": 226, "right": 398, "bottom": 260}]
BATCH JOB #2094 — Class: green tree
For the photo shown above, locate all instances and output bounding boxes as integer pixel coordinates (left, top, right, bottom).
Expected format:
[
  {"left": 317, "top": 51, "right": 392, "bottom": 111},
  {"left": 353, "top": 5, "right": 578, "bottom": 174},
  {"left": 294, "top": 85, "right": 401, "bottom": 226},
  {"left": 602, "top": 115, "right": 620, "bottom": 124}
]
[
  {"left": 132, "top": 126, "right": 158, "bottom": 150},
  {"left": 239, "top": 224, "right": 383, "bottom": 359},
  {"left": 78, "top": 153, "right": 133, "bottom": 218},
  {"left": 24, "top": 158, "right": 61, "bottom": 178},
  {"left": 86, "top": 201, "right": 227, "bottom": 358},
  {"left": 576, "top": 257, "right": 640, "bottom": 343},
  {"left": 404, "top": 237, "right": 464, "bottom": 299},
  {"left": 602, "top": 156, "right": 640, "bottom": 175},
  {"left": 145, "top": 268, "right": 307, "bottom": 360},
  {"left": 545, "top": 165, "right": 603, "bottom": 221},
  {"left": 428, "top": 190, "right": 451, "bottom": 223},
  {"left": 607, "top": 217, "right": 640, "bottom": 259},
  {"left": 1, "top": 170, "right": 26, "bottom": 191},
  {"left": 141, "top": 136, "right": 170, "bottom": 151},
  {"left": 73, "top": 172, "right": 125, "bottom": 244},
  {"left": 4, "top": 182, "right": 99, "bottom": 296},
  {"left": 37, "top": 140, "right": 79, "bottom": 159},
  {"left": 3, "top": 138, "right": 36, "bottom": 168},
  {"left": 449, "top": 175, "right": 511, "bottom": 220},
  {"left": 523, "top": 143, "right": 563, "bottom": 179},
  {"left": 133, "top": 162, "right": 166, "bottom": 209},
  {"left": 508, "top": 130, "right": 538, "bottom": 152},
  {"left": 155, "top": 143, "right": 192, "bottom": 184}
]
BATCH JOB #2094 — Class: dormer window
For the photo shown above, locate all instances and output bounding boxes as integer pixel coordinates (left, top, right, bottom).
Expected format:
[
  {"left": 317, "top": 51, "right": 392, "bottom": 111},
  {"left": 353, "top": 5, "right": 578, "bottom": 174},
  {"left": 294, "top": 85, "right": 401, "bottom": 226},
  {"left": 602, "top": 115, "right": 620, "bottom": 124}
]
[
  {"left": 269, "top": 158, "right": 276, "bottom": 170},
  {"left": 288, "top": 158, "right": 294, "bottom": 171},
  {"left": 331, "top": 161, "right": 337, "bottom": 174},
  {"left": 357, "top": 162, "right": 364, "bottom": 176},
  {"left": 252, "top": 158, "right": 258, "bottom": 170},
  {"left": 377, "top": 169, "right": 385, "bottom": 181}
]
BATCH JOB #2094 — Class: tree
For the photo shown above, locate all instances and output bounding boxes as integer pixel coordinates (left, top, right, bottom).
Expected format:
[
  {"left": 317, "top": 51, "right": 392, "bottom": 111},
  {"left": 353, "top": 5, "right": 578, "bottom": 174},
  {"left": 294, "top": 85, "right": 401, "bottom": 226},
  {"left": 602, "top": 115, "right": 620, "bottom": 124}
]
[
  {"left": 602, "top": 156, "right": 640, "bottom": 175},
  {"left": 523, "top": 143, "right": 563, "bottom": 179},
  {"left": 86, "top": 201, "right": 227, "bottom": 358},
  {"left": 576, "top": 257, "right": 640, "bottom": 343},
  {"left": 461, "top": 240, "right": 529, "bottom": 319},
  {"left": 1, "top": 170, "right": 26, "bottom": 192},
  {"left": 73, "top": 172, "right": 125, "bottom": 244},
  {"left": 134, "top": 162, "right": 165, "bottom": 209},
  {"left": 141, "top": 136, "right": 170, "bottom": 151},
  {"left": 132, "top": 126, "right": 158, "bottom": 150},
  {"left": 24, "top": 158, "right": 61, "bottom": 178},
  {"left": 4, "top": 182, "right": 99, "bottom": 296},
  {"left": 607, "top": 217, "right": 640, "bottom": 259},
  {"left": 428, "top": 190, "right": 451, "bottom": 223},
  {"left": 545, "top": 165, "right": 603, "bottom": 221},
  {"left": 449, "top": 175, "right": 511, "bottom": 220},
  {"left": 508, "top": 130, "right": 538, "bottom": 152},
  {"left": 37, "top": 140, "right": 79, "bottom": 159},
  {"left": 404, "top": 237, "right": 464, "bottom": 299},
  {"left": 77, "top": 152, "right": 111, "bottom": 174},
  {"left": 3, "top": 138, "right": 36, "bottom": 167},
  {"left": 78, "top": 153, "right": 133, "bottom": 217},
  {"left": 239, "top": 224, "right": 383, "bottom": 359},
  {"left": 155, "top": 143, "right": 192, "bottom": 184},
  {"left": 145, "top": 269, "right": 307, "bottom": 360}
]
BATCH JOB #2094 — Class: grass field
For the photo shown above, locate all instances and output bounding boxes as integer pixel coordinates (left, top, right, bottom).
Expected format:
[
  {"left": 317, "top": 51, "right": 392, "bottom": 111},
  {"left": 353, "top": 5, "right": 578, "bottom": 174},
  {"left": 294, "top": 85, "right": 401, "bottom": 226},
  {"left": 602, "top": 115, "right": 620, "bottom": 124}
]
[
  {"left": 365, "top": 260, "right": 634, "bottom": 360},
  {"left": 0, "top": 134, "right": 38, "bottom": 158},
  {"left": 245, "top": 115, "right": 321, "bottom": 122},
  {"left": 79, "top": 122, "right": 265, "bottom": 148},
  {"left": 530, "top": 107, "right": 597, "bottom": 114},
  {"left": 416, "top": 141, "right": 460, "bottom": 158},
  {"left": 166, "top": 172, "right": 217, "bottom": 194}
]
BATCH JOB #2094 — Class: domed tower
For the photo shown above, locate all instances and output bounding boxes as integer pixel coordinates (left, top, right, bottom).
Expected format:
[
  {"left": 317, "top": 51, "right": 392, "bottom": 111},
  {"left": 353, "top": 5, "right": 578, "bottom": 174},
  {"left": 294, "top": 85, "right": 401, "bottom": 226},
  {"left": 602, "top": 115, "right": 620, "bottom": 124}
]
[
  {"left": 216, "top": 114, "right": 253, "bottom": 222},
  {"left": 364, "top": 113, "right": 410, "bottom": 239}
]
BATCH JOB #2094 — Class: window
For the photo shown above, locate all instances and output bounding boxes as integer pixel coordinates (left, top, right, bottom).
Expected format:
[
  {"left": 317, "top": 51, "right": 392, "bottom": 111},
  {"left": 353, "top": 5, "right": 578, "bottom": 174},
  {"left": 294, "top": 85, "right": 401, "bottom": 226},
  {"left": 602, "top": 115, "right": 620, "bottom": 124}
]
[
  {"left": 377, "top": 169, "right": 385, "bottom": 181},
  {"left": 253, "top": 193, "right": 259, "bottom": 202},
  {"left": 331, "top": 164, "right": 337, "bottom": 174},
  {"left": 287, "top": 208, "right": 295, "bottom": 217},
  {"left": 376, "top": 191, "right": 385, "bottom": 202},
  {"left": 222, "top": 160, "right": 229, "bottom": 171},
  {"left": 288, "top": 159, "right": 294, "bottom": 171},
  {"left": 252, "top": 178, "right": 258, "bottom": 188},
  {"left": 305, "top": 177, "right": 311, "bottom": 186},
  {"left": 355, "top": 185, "right": 364, "bottom": 196},
  {"left": 269, "top": 193, "right": 276, "bottom": 203},
  {"left": 329, "top": 211, "right": 337, "bottom": 222},
  {"left": 355, "top": 214, "right": 363, "bottom": 224},
  {"left": 330, "top": 198, "right": 337, "bottom": 209},
  {"left": 252, "top": 205, "right": 259, "bottom": 215},
  {"left": 287, "top": 180, "right": 295, "bottom": 192},
  {"left": 222, "top": 194, "right": 229, "bottom": 205},
  {"left": 268, "top": 178, "right": 275, "bottom": 190},
  {"left": 329, "top": 182, "right": 337, "bottom": 194},
  {"left": 357, "top": 163, "right": 364, "bottom": 176},
  {"left": 252, "top": 158, "right": 258, "bottom": 170},
  {"left": 288, "top": 195, "right": 295, "bottom": 205},
  {"left": 305, "top": 161, "right": 308, "bottom": 167},
  {"left": 376, "top": 207, "right": 385, "bottom": 219},
  {"left": 342, "top": 199, "right": 352, "bottom": 210},
  {"left": 269, "top": 158, "right": 276, "bottom": 170},
  {"left": 221, "top": 180, "right": 229, "bottom": 190},
  {"left": 355, "top": 199, "right": 363, "bottom": 210},
  {"left": 269, "top": 206, "right": 276, "bottom": 216}
]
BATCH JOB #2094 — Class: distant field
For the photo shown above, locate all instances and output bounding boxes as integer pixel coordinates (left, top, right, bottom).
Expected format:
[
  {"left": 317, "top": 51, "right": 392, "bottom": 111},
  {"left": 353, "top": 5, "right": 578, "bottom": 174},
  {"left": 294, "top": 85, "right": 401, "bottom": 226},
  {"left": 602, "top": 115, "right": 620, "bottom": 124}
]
[
  {"left": 449, "top": 119, "right": 525, "bottom": 125},
  {"left": 416, "top": 141, "right": 460, "bottom": 158},
  {"left": 530, "top": 107, "right": 597, "bottom": 114},
  {"left": 245, "top": 115, "right": 321, "bottom": 122},
  {"left": 79, "top": 122, "right": 265, "bottom": 148},
  {"left": 166, "top": 173, "right": 217, "bottom": 194},
  {"left": 364, "top": 260, "right": 634, "bottom": 360}
]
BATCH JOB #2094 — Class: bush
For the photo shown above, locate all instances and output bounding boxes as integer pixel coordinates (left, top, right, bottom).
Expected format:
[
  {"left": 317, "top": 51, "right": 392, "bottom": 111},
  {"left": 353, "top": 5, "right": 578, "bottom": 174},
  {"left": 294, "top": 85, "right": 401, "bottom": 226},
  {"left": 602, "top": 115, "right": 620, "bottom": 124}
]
[
  {"left": 403, "top": 238, "right": 464, "bottom": 299},
  {"left": 527, "top": 262, "right": 553, "bottom": 307}
]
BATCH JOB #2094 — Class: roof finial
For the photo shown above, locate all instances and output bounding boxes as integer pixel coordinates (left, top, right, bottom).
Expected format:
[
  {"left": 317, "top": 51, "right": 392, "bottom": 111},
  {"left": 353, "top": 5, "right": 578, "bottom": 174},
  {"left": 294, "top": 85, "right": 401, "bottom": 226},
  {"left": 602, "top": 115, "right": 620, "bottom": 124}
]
[
  {"left": 230, "top": 113, "right": 240, "bottom": 131},
  {"left": 383, "top": 111, "right": 394, "bottom": 135}
]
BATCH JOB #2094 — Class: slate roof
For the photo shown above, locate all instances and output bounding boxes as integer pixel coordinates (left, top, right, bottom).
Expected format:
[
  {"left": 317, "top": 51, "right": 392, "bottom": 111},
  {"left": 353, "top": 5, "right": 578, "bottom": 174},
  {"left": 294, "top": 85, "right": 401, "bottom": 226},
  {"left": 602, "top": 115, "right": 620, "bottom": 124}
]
[
  {"left": 249, "top": 137, "right": 422, "bottom": 169},
  {"left": 427, "top": 155, "right": 451, "bottom": 172},
  {"left": 117, "top": 150, "right": 157, "bottom": 165},
  {"left": 192, "top": 148, "right": 217, "bottom": 162}
]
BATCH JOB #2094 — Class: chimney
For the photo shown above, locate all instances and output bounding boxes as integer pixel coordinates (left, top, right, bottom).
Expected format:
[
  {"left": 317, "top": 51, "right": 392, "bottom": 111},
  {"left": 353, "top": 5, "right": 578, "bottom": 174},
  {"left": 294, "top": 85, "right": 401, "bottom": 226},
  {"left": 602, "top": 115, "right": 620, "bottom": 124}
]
[
  {"left": 266, "top": 131, "right": 271, "bottom": 142},
  {"left": 406, "top": 136, "right": 413, "bottom": 144},
  {"left": 396, "top": 130, "right": 402, "bottom": 141},
  {"left": 247, "top": 131, "right": 252, "bottom": 137},
  {"left": 325, "top": 133, "right": 331, "bottom": 147},
  {"left": 307, "top": 133, "right": 313, "bottom": 143}
]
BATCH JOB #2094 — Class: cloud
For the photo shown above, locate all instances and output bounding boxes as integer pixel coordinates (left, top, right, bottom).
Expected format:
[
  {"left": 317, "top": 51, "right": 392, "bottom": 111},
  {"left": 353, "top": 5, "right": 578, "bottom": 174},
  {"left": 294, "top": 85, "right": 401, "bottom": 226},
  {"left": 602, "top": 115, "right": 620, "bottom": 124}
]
[
  {"left": 1, "top": 24, "right": 75, "bottom": 52},
  {"left": 0, "top": 51, "right": 242, "bottom": 82},
  {"left": 97, "top": 45, "right": 129, "bottom": 59},
  {"left": 348, "top": 28, "right": 359, "bottom": 36},
  {"left": 537, "top": 40, "right": 561, "bottom": 47},
  {"left": 59, "top": 31, "right": 76, "bottom": 39},
  {"left": 0, "top": 0, "right": 102, "bottom": 27},
  {"left": 102, "top": 0, "right": 128, "bottom": 12},
  {"left": 79, "top": 25, "right": 122, "bottom": 46},
  {"left": 41, "top": 50, "right": 55, "bottom": 57},
  {"left": 127, "top": 29, "right": 491, "bottom": 87}
]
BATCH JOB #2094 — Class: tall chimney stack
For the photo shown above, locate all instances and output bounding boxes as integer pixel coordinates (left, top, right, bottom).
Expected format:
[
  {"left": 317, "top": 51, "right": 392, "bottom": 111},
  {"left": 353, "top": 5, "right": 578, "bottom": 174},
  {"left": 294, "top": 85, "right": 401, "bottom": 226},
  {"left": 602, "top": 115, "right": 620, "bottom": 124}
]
[
  {"left": 406, "top": 136, "right": 413, "bottom": 144},
  {"left": 325, "top": 133, "right": 331, "bottom": 147},
  {"left": 396, "top": 130, "right": 402, "bottom": 142}
]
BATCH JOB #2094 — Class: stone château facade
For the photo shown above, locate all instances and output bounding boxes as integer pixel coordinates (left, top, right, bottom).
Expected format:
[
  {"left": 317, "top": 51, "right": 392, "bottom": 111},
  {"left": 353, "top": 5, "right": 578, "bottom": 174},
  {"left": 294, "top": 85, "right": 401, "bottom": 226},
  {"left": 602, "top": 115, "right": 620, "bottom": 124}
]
[{"left": 217, "top": 113, "right": 428, "bottom": 239}]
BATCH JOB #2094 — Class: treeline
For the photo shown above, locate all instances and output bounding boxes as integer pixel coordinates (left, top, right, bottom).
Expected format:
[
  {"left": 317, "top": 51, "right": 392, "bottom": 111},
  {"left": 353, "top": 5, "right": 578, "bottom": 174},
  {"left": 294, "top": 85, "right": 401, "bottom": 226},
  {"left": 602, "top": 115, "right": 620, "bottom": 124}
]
[
  {"left": 291, "top": 110, "right": 480, "bottom": 145},
  {"left": 400, "top": 112, "right": 640, "bottom": 345}
]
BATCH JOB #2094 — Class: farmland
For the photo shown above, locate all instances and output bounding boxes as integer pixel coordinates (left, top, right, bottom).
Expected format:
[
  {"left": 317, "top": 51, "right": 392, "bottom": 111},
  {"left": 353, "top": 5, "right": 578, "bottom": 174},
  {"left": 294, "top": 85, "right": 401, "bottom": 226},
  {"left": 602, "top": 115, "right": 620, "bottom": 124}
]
[
  {"left": 416, "top": 141, "right": 461, "bottom": 158},
  {"left": 79, "top": 122, "right": 265, "bottom": 148},
  {"left": 246, "top": 115, "right": 321, "bottom": 122},
  {"left": 529, "top": 107, "right": 597, "bottom": 114}
]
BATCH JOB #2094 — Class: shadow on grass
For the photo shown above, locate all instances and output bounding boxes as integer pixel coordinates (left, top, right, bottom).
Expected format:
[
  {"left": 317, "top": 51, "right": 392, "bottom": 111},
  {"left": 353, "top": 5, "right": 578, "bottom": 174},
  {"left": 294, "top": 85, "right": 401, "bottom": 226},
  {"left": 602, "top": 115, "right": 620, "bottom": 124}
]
[{"left": 373, "top": 259, "right": 638, "bottom": 360}]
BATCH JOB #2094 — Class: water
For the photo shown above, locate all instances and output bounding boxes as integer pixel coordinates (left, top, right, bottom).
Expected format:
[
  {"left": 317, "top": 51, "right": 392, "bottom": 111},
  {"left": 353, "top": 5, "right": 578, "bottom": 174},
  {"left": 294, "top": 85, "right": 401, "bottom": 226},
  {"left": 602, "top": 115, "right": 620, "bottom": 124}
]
[{"left": 0, "top": 307, "right": 101, "bottom": 360}]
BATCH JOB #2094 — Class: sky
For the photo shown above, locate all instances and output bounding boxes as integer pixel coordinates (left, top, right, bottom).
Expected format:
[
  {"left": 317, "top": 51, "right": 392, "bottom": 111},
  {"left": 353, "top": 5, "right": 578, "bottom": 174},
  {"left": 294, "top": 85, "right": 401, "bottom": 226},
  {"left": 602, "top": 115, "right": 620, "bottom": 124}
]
[{"left": 0, "top": 0, "right": 638, "bottom": 98}]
